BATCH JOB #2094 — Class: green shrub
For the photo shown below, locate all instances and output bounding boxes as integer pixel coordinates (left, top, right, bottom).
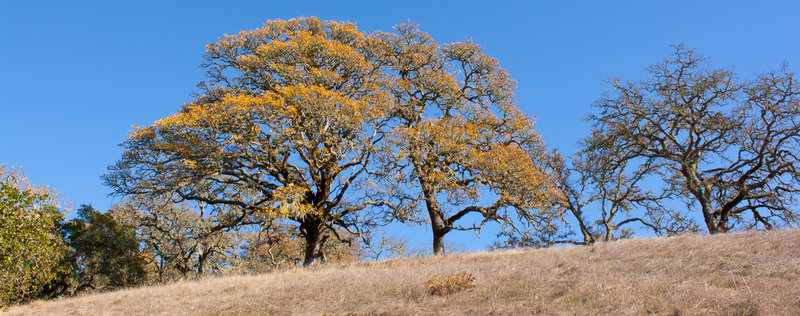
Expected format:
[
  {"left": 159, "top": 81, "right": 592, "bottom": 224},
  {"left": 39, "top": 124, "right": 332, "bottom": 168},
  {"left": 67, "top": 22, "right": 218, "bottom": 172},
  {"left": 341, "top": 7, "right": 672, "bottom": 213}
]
[
  {"left": 43, "top": 204, "right": 148, "bottom": 297},
  {"left": 0, "top": 167, "right": 66, "bottom": 307}
]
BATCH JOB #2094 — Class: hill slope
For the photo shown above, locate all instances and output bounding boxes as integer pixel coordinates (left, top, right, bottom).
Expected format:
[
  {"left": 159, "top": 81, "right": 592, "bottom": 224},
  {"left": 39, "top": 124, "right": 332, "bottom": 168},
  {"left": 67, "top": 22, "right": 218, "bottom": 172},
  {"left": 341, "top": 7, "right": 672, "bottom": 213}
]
[{"left": 7, "top": 229, "right": 800, "bottom": 315}]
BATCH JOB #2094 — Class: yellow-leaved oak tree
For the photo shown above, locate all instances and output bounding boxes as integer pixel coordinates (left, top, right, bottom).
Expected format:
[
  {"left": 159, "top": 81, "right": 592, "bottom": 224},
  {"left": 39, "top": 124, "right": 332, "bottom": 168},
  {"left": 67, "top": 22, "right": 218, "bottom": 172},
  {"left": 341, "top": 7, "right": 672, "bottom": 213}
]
[
  {"left": 367, "top": 25, "right": 561, "bottom": 255},
  {"left": 105, "top": 18, "right": 393, "bottom": 265}
]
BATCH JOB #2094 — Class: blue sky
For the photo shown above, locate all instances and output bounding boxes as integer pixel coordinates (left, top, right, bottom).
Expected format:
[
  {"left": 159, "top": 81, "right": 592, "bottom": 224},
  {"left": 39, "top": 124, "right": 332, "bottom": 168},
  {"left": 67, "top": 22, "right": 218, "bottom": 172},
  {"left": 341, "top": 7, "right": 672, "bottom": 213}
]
[{"left": 2, "top": 1, "right": 799, "bottom": 252}]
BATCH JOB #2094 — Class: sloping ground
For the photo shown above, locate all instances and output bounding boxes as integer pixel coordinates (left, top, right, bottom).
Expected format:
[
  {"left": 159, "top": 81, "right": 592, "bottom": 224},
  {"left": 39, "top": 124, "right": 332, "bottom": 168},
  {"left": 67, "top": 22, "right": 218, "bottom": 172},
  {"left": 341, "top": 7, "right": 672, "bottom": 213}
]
[{"left": 7, "top": 229, "right": 800, "bottom": 315}]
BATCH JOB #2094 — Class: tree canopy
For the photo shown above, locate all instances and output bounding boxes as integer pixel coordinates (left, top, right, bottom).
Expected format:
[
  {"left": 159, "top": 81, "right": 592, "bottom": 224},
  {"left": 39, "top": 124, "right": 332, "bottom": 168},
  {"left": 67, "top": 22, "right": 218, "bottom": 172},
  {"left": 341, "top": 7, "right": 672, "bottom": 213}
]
[
  {"left": 105, "top": 17, "right": 393, "bottom": 265},
  {"left": 105, "top": 17, "right": 560, "bottom": 260},
  {"left": 588, "top": 46, "right": 800, "bottom": 234},
  {"left": 368, "top": 24, "right": 560, "bottom": 254},
  {"left": 44, "top": 205, "right": 147, "bottom": 296}
]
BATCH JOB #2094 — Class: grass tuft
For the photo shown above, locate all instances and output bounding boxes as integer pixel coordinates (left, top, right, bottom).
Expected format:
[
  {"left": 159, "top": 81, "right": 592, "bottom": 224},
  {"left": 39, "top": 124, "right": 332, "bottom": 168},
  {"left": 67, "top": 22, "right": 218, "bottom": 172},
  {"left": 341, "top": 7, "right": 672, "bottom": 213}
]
[{"left": 424, "top": 271, "right": 475, "bottom": 296}]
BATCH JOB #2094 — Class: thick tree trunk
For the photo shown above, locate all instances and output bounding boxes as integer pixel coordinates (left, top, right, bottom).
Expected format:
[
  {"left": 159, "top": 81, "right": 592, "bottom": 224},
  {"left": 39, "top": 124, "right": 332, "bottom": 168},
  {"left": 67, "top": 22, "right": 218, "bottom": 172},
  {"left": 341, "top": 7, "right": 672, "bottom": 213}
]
[
  {"left": 682, "top": 164, "right": 723, "bottom": 234},
  {"left": 197, "top": 258, "right": 206, "bottom": 276},
  {"left": 716, "top": 212, "right": 730, "bottom": 233},
  {"left": 302, "top": 219, "right": 327, "bottom": 266},
  {"left": 422, "top": 183, "right": 447, "bottom": 255},
  {"left": 197, "top": 248, "right": 211, "bottom": 275},
  {"left": 700, "top": 202, "right": 720, "bottom": 234},
  {"left": 432, "top": 224, "right": 446, "bottom": 255}
]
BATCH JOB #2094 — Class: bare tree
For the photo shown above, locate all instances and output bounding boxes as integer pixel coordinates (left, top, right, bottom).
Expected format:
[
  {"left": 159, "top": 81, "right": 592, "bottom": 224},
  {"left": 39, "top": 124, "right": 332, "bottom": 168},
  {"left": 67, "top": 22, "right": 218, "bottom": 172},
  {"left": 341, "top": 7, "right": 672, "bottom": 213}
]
[
  {"left": 589, "top": 46, "right": 800, "bottom": 234},
  {"left": 552, "top": 134, "right": 699, "bottom": 246},
  {"left": 494, "top": 139, "right": 700, "bottom": 250},
  {"left": 111, "top": 197, "right": 242, "bottom": 281}
]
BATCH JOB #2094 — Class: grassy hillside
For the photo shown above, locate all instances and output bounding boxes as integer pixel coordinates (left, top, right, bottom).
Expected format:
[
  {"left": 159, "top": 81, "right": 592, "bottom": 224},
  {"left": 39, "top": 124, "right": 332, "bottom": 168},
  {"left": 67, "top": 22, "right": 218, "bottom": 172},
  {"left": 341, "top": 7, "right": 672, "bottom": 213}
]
[{"left": 7, "top": 229, "right": 800, "bottom": 315}]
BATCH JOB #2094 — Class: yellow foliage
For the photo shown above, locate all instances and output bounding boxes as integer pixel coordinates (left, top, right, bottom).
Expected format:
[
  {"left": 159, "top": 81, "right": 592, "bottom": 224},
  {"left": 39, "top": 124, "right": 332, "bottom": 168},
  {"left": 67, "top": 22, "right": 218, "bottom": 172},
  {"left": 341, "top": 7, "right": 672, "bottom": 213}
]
[
  {"left": 268, "top": 184, "right": 314, "bottom": 218},
  {"left": 110, "top": 18, "right": 561, "bottom": 265}
]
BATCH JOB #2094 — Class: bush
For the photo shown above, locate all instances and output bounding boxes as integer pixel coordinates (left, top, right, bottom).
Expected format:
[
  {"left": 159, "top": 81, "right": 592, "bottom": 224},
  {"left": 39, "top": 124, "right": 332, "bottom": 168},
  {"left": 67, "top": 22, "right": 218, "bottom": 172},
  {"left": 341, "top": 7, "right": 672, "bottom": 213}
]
[
  {"left": 0, "top": 167, "right": 66, "bottom": 307},
  {"left": 424, "top": 271, "right": 476, "bottom": 296},
  {"left": 43, "top": 205, "right": 148, "bottom": 297}
]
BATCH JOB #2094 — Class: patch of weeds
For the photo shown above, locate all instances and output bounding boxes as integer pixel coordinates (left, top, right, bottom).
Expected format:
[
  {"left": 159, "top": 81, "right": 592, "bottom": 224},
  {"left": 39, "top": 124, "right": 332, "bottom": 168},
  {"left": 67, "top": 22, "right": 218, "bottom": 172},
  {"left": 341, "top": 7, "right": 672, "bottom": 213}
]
[{"left": 424, "top": 271, "right": 475, "bottom": 296}]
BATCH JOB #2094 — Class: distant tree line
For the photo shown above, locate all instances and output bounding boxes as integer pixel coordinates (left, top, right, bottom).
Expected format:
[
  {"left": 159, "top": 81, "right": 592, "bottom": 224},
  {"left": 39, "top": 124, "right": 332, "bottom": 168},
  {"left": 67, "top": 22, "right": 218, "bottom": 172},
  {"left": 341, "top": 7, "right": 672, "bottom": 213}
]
[{"left": 2, "top": 18, "right": 799, "bottom": 308}]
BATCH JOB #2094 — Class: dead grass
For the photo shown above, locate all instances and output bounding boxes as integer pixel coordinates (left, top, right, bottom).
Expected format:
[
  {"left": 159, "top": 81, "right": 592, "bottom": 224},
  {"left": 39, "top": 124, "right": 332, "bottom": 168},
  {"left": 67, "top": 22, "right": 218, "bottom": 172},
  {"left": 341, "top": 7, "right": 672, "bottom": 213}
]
[
  {"left": 6, "top": 229, "right": 800, "bottom": 315},
  {"left": 425, "top": 271, "right": 476, "bottom": 296}
]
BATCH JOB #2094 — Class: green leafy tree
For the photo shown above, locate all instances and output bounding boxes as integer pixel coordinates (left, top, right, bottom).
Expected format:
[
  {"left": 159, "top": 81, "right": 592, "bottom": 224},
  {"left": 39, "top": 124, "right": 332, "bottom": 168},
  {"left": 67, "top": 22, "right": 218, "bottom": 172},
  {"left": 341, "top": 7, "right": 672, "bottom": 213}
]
[
  {"left": 0, "top": 166, "right": 65, "bottom": 307},
  {"left": 44, "top": 205, "right": 147, "bottom": 296}
]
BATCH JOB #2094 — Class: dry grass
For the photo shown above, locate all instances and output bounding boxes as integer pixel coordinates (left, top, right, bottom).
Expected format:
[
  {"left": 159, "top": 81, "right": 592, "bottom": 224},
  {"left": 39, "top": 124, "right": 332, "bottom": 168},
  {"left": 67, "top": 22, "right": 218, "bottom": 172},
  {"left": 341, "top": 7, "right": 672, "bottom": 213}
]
[
  {"left": 425, "top": 271, "right": 476, "bottom": 296},
  {"left": 6, "top": 229, "right": 800, "bottom": 315}
]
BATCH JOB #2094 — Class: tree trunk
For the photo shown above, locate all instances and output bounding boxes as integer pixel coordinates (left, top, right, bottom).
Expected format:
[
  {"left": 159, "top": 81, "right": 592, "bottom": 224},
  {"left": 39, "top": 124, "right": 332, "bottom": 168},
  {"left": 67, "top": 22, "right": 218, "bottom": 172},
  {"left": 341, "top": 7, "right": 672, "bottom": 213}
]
[
  {"left": 716, "top": 211, "right": 730, "bottom": 233},
  {"left": 432, "top": 224, "right": 446, "bottom": 255},
  {"left": 301, "top": 218, "right": 327, "bottom": 266},
  {"left": 700, "top": 201, "right": 720, "bottom": 234},
  {"left": 177, "top": 256, "right": 192, "bottom": 277},
  {"left": 197, "top": 257, "right": 206, "bottom": 275},
  {"left": 197, "top": 248, "right": 211, "bottom": 275},
  {"left": 683, "top": 165, "right": 721, "bottom": 234},
  {"left": 570, "top": 208, "right": 595, "bottom": 245},
  {"left": 602, "top": 218, "right": 613, "bottom": 242},
  {"left": 422, "top": 183, "right": 447, "bottom": 255}
]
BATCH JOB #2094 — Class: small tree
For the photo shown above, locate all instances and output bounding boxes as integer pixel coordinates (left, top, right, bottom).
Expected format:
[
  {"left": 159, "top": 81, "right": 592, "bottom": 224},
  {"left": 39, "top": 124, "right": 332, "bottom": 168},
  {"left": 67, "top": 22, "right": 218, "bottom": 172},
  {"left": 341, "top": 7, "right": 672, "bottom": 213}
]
[
  {"left": 44, "top": 205, "right": 147, "bottom": 296},
  {"left": 111, "top": 197, "right": 241, "bottom": 281},
  {"left": 549, "top": 136, "right": 699, "bottom": 246},
  {"left": 0, "top": 166, "right": 65, "bottom": 307},
  {"left": 368, "top": 24, "right": 560, "bottom": 254},
  {"left": 589, "top": 46, "right": 800, "bottom": 234}
]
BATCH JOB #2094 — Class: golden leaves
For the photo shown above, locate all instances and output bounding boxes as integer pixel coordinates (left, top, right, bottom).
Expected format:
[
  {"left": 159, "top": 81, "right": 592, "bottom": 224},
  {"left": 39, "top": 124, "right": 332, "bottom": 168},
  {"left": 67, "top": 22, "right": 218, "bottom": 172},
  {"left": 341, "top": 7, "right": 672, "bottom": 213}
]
[
  {"left": 474, "top": 143, "right": 560, "bottom": 209},
  {"left": 209, "top": 17, "right": 372, "bottom": 93},
  {"left": 116, "top": 17, "right": 561, "bottom": 236},
  {"left": 269, "top": 184, "right": 314, "bottom": 218},
  {"left": 181, "top": 158, "right": 197, "bottom": 169},
  {"left": 382, "top": 25, "right": 558, "bottom": 212},
  {"left": 128, "top": 125, "right": 154, "bottom": 139}
]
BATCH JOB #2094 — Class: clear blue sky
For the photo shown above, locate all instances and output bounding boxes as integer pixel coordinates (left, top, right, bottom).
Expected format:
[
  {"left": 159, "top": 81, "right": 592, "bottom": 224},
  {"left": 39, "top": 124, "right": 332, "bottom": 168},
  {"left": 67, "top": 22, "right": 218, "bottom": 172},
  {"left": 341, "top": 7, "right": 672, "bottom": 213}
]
[{"left": 2, "top": 1, "right": 799, "bottom": 251}]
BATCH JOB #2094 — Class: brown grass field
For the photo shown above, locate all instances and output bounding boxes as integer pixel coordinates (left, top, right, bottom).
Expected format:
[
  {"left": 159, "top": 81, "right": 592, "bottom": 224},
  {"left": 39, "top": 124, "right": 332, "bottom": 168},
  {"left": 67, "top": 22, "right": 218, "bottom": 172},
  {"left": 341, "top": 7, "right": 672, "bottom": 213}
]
[{"left": 6, "top": 229, "right": 800, "bottom": 315}]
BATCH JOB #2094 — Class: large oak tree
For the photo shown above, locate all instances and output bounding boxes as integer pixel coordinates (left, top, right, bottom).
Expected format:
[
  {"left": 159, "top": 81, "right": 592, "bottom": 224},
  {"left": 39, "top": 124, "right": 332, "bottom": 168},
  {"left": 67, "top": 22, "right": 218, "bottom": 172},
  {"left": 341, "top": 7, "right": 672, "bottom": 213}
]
[
  {"left": 368, "top": 25, "right": 560, "bottom": 254},
  {"left": 105, "top": 18, "right": 392, "bottom": 265},
  {"left": 106, "top": 18, "right": 560, "bottom": 261}
]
